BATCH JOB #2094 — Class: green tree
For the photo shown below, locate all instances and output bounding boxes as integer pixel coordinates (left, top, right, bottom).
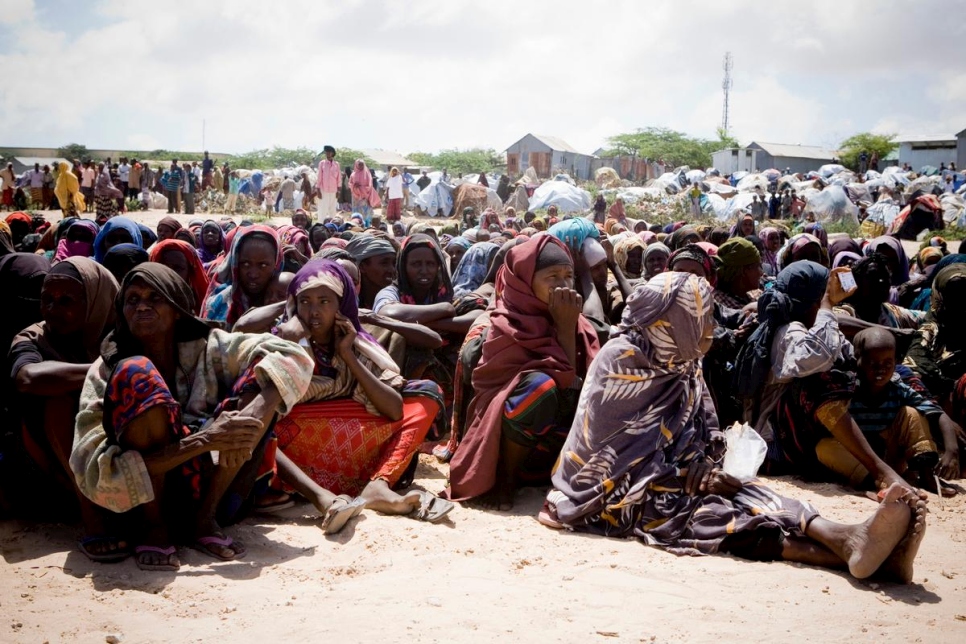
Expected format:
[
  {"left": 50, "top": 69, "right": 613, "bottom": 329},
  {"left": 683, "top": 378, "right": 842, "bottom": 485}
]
[
  {"left": 838, "top": 133, "right": 898, "bottom": 171},
  {"left": 604, "top": 127, "right": 731, "bottom": 169},
  {"left": 406, "top": 148, "right": 504, "bottom": 175},
  {"left": 57, "top": 143, "right": 91, "bottom": 161}
]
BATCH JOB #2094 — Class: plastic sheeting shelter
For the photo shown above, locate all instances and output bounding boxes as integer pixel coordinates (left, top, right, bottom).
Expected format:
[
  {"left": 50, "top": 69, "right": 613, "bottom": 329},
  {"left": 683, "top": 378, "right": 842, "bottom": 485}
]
[
  {"left": 414, "top": 180, "right": 454, "bottom": 217},
  {"left": 802, "top": 185, "right": 859, "bottom": 225},
  {"left": 527, "top": 181, "right": 592, "bottom": 213}
]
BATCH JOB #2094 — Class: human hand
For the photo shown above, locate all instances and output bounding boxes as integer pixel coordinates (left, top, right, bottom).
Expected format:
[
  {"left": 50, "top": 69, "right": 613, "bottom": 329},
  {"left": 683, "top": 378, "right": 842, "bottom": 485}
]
[
  {"left": 276, "top": 316, "right": 308, "bottom": 343},
  {"left": 875, "top": 469, "right": 926, "bottom": 502},
  {"left": 707, "top": 470, "right": 743, "bottom": 498},
  {"left": 548, "top": 287, "right": 582, "bottom": 330},
  {"left": 600, "top": 237, "right": 615, "bottom": 266},
  {"left": 684, "top": 461, "right": 714, "bottom": 496},
  {"left": 334, "top": 314, "right": 357, "bottom": 358},
  {"left": 938, "top": 449, "right": 960, "bottom": 481},
  {"left": 826, "top": 267, "right": 857, "bottom": 305},
  {"left": 201, "top": 411, "right": 264, "bottom": 453}
]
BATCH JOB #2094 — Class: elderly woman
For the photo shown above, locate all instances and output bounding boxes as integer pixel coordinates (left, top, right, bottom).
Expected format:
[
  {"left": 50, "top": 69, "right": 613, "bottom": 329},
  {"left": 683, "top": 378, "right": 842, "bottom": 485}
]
[
  {"left": 269, "top": 260, "right": 454, "bottom": 524},
  {"left": 734, "top": 262, "right": 920, "bottom": 496},
  {"left": 448, "top": 235, "right": 600, "bottom": 509},
  {"left": 9, "top": 258, "right": 120, "bottom": 559},
  {"left": 70, "top": 264, "right": 314, "bottom": 571},
  {"left": 613, "top": 235, "right": 647, "bottom": 280},
  {"left": 779, "top": 233, "right": 828, "bottom": 269},
  {"left": 541, "top": 272, "right": 925, "bottom": 584},
  {"left": 642, "top": 242, "right": 670, "bottom": 281}
]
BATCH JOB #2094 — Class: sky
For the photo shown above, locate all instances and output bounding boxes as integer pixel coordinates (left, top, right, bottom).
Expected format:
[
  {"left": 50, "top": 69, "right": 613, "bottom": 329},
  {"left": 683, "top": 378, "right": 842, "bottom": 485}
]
[{"left": 1, "top": 0, "right": 965, "bottom": 157}]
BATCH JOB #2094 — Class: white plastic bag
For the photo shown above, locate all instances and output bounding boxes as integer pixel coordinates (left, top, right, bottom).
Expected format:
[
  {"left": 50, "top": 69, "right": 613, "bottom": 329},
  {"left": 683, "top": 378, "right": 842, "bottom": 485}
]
[{"left": 721, "top": 422, "right": 767, "bottom": 482}]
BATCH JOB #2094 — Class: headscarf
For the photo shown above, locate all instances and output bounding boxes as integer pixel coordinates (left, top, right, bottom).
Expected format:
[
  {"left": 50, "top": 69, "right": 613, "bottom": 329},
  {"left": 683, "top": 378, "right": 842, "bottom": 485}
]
[
  {"left": 448, "top": 235, "right": 600, "bottom": 500},
  {"left": 149, "top": 239, "right": 210, "bottom": 314},
  {"left": 54, "top": 161, "right": 84, "bottom": 213},
  {"left": 93, "top": 216, "right": 143, "bottom": 264},
  {"left": 709, "top": 227, "right": 730, "bottom": 247},
  {"left": 13, "top": 257, "right": 119, "bottom": 363},
  {"left": 803, "top": 222, "right": 828, "bottom": 248},
  {"left": 0, "top": 221, "right": 16, "bottom": 256},
  {"left": 480, "top": 208, "right": 502, "bottom": 231},
  {"left": 916, "top": 246, "right": 944, "bottom": 270},
  {"left": 345, "top": 234, "right": 397, "bottom": 263},
  {"left": 642, "top": 242, "right": 671, "bottom": 279},
  {"left": 908, "top": 253, "right": 966, "bottom": 312},
  {"left": 715, "top": 237, "right": 761, "bottom": 285},
  {"left": 452, "top": 241, "right": 500, "bottom": 298},
  {"left": 667, "top": 225, "right": 700, "bottom": 250},
  {"left": 285, "top": 259, "right": 375, "bottom": 342},
  {"left": 395, "top": 233, "right": 453, "bottom": 304},
  {"left": 174, "top": 228, "right": 197, "bottom": 248},
  {"left": 548, "top": 217, "right": 600, "bottom": 251},
  {"left": 349, "top": 159, "right": 373, "bottom": 199},
  {"left": 733, "top": 261, "right": 829, "bottom": 398},
  {"left": 307, "top": 222, "right": 329, "bottom": 253},
  {"left": 730, "top": 214, "right": 756, "bottom": 239},
  {"left": 613, "top": 235, "right": 647, "bottom": 276},
  {"left": 0, "top": 253, "right": 50, "bottom": 360},
  {"left": 758, "top": 226, "right": 781, "bottom": 276},
  {"left": 832, "top": 251, "right": 862, "bottom": 268},
  {"left": 638, "top": 230, "right": 657, "bottom": 245},
  {"left": 136, "top": 224, "right": 157, "bottom": 250},
  {"left": 201, "top": 224, "right": 283, "bottom": 326},
  {"left": 157, "top": 216, "right": 182, "bottom": 238},
  {"left": 105, "top": 263, "right": 214, "bottom": 366},
  {"left": 53, "top": 219, "right": 99, "bottom": 261},
  {"left": 779, "top": 233, "right": 828, "bottom": 269},
  {"left": 199, "top": 220, "right": 227, "bottom": 264},
  {"left": 827, "top": 236, "right": 861, "bottom": 262},
  {"left": 445, "top": 236, "right": 472, "bottom": 254},
  {"left": 668, "top": 243, "right": 717, "bottom": 287},
  {"left": 865, "top": 236, "right": 910, "bottom": 286},
  {"left": 102, "top": 243, "right": 149, "bottom": 284},
  {"left": 931, "top": 264, "right": 966, "bottom": 325}
]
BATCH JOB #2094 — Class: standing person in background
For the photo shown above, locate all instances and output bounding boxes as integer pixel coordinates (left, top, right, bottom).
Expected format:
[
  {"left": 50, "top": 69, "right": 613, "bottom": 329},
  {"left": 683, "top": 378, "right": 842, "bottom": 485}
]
[
  {"left": 350, "top": 159, "right": 375, "bottom": 222},
  {"left": 870, "top": 151, "right": 879, "bottom": 173},
  {"left": 128, "top": 160, "right": 141, "bottom": 200},
  {"left": 385, "top": 167, "right": 404, "bottom": 222},
  {"left": 182, "top": 162, "right": 198, "bottom": 215},
  {"left": 859, "top": 151, "right": 868, "bottom": 174},
  {"left": 1, "top": 162, "right": 16, "bottom": 211},
  {"left": 222, "top": 163, "right": 231, "bottom": 194},
  {"left": 117, "top": 158, "right": 131, "bottom": 198},
  {"left": 28, "top": 163, "right": 45, "bottom": 208},
  {"left": 768, "top": 190, "right": 780, "bottom": 219},
  {"left": 316, "top": 145, "right": 341, "bottom": 220},
  {"left": 416, "top": 170, "right": 431, "bottom": 192},
  {"left": 164, "top": 160, "right": 183, "bottom": 214},
  {"left": 201, "top": 151, "right": 214, "bottom": 190},
  {"left": 80, "top": 162, "right": 96, "bottom": 212},
  {"left": 402, "top": 168, "right": 414, "bottom": 209},
  {"left": 300, "top": 170, "right": 313, "bottom": 211},
  {"left": 689, "top": 182, "right": 702, "bottom": 218},
  {"left": 225, "top": 171, "right": 241, "bottom": 213},
  {"left": 42, "top": 165, "right": 54, "bottom": 209}
]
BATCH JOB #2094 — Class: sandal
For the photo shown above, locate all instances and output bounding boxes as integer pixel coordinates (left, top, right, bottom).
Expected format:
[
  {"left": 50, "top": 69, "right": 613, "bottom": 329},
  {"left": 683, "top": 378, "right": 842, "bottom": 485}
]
[
  {"left": 135, "top": 545, "right": 180, "bottom": 572},
  {"left": 79, "top": 535, "right": 131, "bottom": 563},
  {"left": 193, "top": 534, "right": 246, "bottom": 561},
  {"left": 410, "top": 491, "right": 455, "bottom": 523},
  {"left": 537, "top": 501, "right": 564, "bottom": 530},
  {"left": 254, "top": 492, "right": 296, "bottom": 514},
  {"left": 320, "top": 495, "right": 366, "bottom": 535}
]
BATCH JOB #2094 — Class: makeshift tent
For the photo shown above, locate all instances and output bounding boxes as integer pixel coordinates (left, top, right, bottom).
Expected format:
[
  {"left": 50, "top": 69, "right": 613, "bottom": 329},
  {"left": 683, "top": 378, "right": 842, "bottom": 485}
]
[
  {"left": 888, "top": 194, "right": 943, "bottom": 239},
  {"left": 527, "top": 181, "right": 592, "bottom": 213},
  {"left": 595, "top": 167, "right": 622, "bottom": 189},
  {"left": 802, "top": 185, "right": 859, "bottom": 225},
  {"left": 414, "top": 179, "right": 454, "bottom": 217}
]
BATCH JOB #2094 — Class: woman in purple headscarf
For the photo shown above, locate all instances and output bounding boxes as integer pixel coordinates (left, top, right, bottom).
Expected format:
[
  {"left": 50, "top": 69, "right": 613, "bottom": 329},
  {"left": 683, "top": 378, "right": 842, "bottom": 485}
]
[{"left": 271, "top": 260, "right": 454, "bottom": 524}]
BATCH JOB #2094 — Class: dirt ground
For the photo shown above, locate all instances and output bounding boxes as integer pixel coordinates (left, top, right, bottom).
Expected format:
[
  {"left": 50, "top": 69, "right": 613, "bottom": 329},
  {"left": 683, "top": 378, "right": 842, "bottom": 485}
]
[{"left": 1, "top": 208, "right": 964, "bottom": 643}]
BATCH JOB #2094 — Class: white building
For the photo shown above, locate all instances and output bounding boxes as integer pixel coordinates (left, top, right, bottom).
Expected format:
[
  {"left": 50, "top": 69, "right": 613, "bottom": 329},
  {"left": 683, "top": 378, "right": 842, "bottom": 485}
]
[{"left": 895, "top": 135, "right": 957, "bottom": 171}]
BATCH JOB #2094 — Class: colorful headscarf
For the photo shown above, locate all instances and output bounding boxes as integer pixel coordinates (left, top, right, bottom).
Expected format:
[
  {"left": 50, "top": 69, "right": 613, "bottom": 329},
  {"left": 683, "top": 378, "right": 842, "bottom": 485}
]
[
  {"left": 396, "top": 233, "right": 453, "bottom": 305},
  {"left": 149, "top": 239, "right": 210, "bottom": 314},
  {"left": 780, "top": 233, "right": 829, "bottom": 269},
  {"left": 668, "top": 243, "right": 717, "bottom": 287},
  {"left": 452, "top": 241, "right": 500, "bottom": 298},
  {"left": 613, "top": 235, "right": 647, "bottom": 276},
  {"left": 54, "top": 219, "right": 99, "bottom": 261},
  {"left": 93, "top": 217, "right": 143, "bottom": 264},
  {"left": 667, "top": 225, "right": 700, "bottom": 250},
  {"left": 715, "top": 237, "right": 761, "bottom": 285},
  {"left": 201, "top": 224, "right": 283, "bottom": 326},
  {"left": 865, "top": 235, "right": 910, "bottom": 286},
  {"left": 548, "top": 217, "right": 600, "bottom": 251}
]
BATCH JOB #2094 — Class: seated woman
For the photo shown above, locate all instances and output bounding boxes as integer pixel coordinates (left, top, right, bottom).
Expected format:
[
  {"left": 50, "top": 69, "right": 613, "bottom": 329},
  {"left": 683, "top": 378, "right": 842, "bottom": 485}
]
[
  {"left": 93, "top": 216, "right": 143, "bottom": 265},
  {"left": 202, "top": 225, "right": 284, "bottom": 330},
  {"left": 70, "top": 264, "right": 315, "bottom": 572},
  {"left": 904, "top": 263, "right": 966, "bottom": 466},
  {"left": 613, "top": 235, "right": 646, "bottom": 281},
  {"left": 156, "top": 216, "right": 183, "bottom": 243},
  {"left": 714, "top": 238, "right": 763, "bottom": 310},
  {"left": 642, "top": 242, "right": 670, "bottom": 281},
  {"left": 102, "top": 243, "right": 149, "bottom": 284},
  {"left": 903, "top": 253, "right": 965, "bottom": 312},
  {"left": 9, "top": 258, "right": 121, "bottom": 559},
  {"left": 445, "top": 237, "right": 471, "bottom": 275},
  {"left": 448, "top": 236, "right": 600, "bottom": 509},
  {"left": 149, "top": 239, "right": 210, "bottom": 315},
  {"left": 758, "top": 227, "right": 782, "bottom": 276},
  {"left": 198, "top": 220, "right": 227, "bottom": 267},
  {"left": 838, "top": 254, "right": 925, "bottom": 330},
  {"left": 865, "top": 236, "right": 910, "bottom": 298},
  {"left": 667, "top": 225, "right": 701, "bottom": 251},
  {"left": 54, "top": 219, "right": 99, "bottom": 262},
  {"left": 269, "top": 260, "right": 454, "bottom": 523},
  {"left": 731, "top": 213, "right": 756, "bottom": 238},
  {"left": 345, "top": 234, "right": 398, "bottom": 310},
  {"left": 542, "top": 272, "right": 926, "bottom": 584},
  {"left": 451, "top": 241, "right": 500, "bottom": 299},
  {"left": 735, "top": 261, "right": 918, "bottom": 494},
  {"left": 278, "top": 225, "right": 311, "bottom": 273},
  {"left": 779, "top": 233, "right": 828, "bottom": 269}
]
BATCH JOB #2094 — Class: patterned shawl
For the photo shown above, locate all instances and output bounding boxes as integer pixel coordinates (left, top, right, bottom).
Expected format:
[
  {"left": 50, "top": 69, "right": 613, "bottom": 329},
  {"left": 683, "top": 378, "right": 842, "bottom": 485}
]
[
  {"left": 201, "top": 225, "right": 282, "bottom": 327},
  {"left": 395, "top": 233, "right": 453, "bottom": 305}
]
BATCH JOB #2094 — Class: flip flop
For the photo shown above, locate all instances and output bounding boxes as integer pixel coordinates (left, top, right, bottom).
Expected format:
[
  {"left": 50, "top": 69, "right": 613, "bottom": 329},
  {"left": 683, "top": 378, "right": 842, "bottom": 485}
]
[
  {"left": 135, "top": 545, "right": 179, "bottom": 572},
  {"left": 410, "top": 491, "right": 454, "bottom": 523},
  {"left": 321, "top": 495, "right": 366, "bottom": 535},
  {"left": 254, "top": 493, "right": 296, "bottom": 514},
  {"left": 193, "top": 534, "right": 246, "bottom": 561},
  {"left": 537, "top": 501, "right": 564, "bottom": 530},
  {"left": 79, "top": 535, "right": 131, "bottom": 563}
]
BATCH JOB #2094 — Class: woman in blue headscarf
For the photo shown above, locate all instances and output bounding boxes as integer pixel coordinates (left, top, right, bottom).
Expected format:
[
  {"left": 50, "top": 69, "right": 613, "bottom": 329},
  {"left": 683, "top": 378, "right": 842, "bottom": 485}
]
[{"left": 93, "top": 216, "right": 143, "bottom": 264}]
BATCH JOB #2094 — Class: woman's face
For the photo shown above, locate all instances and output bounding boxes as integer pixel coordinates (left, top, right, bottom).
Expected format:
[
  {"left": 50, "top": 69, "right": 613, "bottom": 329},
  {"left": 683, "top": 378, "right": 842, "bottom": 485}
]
[
  {"left": 737, "top": 262, "right": 764, "bottom": 294},
  {"left": 292, "top": 213, "right": 309, "bottom": 230},
  {"left": 447, "top": 245, "right": 467, "bottom": 272},
  {"left": 237, "top": 237, "right": 277, "bottom": 298},
  {"left": 766, "top": 234, "right": 781, "bottom": 252},
  {"left": 104, "top": 228, "right": 133, "bottom": 251},
  {"left": 856, "top": 266, "right": 891, "bottom": 305},
  {"left": 360, "top": 252, "right": 396, "bottom": 290},
  {"left": 158, "top": 249, "right": 191, "bottom": 284},
  {"left": 310, "top": 227, "right": 328, "bottom": 251},
  {"left": 532, "top": 264, "right": 575, "bottom": 305},
  {"left": 41, "top": 276, "right": 87, "bottom": 337},
  {"left": 67, "top": 226, "right": 95, "bottom": 243},
  {"left": 296, "top": 284, "right": 340, "bottom": 343},
  {"left": 740, "top": 218, "right": 755, "bottom": 236},
  {"left": 671, "top": 259, "right": 707, "bottom": 280},
  {"left": 625, "top": 247, "right": 644, "bottom": 277},
  {"left": 875, "top": 245, "right": 899, "bottom": 277},
  {"left": 122, "top": 280, "right": 178, "bottom": 342},
  {"left": 405, "top": 247, "right": 439, "bottom": 292},
  {"left": 202, "top": 226, "right": 222, "bottom": 250},
  {"left": 645, "top": 253, "right": 668, "bottom": 278},
  {"left": 157, "top": 224, "right": 176, "bottom": 242}
]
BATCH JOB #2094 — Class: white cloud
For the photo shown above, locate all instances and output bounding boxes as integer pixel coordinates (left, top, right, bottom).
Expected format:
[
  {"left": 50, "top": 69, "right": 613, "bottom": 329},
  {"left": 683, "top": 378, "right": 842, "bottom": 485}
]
[{"left": 0, "top": 0, "right": 34, "bottom": 25}]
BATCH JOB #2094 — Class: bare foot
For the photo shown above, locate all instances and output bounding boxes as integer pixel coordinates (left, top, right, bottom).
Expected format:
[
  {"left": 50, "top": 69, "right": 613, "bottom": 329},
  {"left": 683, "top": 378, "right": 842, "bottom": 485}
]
[
  {"left": 878, "top": 496, "right": 928, "bottom": 584},
  {"left": 360, "top": 480, "right": 421, "bottom": 515},
  {"left": 845, "top": 483, "right": 912, "bottom": 579}
]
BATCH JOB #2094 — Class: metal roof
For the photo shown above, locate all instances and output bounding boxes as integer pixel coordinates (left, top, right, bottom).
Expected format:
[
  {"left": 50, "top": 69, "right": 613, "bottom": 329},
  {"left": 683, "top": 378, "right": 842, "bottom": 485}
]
[
  {"left": 529, "top": 134, "right": 586, "bottom": 155},
  {"left": 747, "top": 142, "right": 837, "bottom": 160},
  {"left": 895, "top": 134, "right": 956, "bottom": 144},
  {"left": 360, "top": 149, "right": 417, "bottom": 167},
  {"left": 12, "top": 156, "right": 68, "bottom": 166}
]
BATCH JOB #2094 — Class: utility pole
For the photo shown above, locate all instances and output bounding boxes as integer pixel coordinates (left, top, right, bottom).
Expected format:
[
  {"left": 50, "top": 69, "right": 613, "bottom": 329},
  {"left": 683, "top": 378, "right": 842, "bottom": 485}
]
[{"left": 721, "top": 52, "right": 733, "bottom": 136}]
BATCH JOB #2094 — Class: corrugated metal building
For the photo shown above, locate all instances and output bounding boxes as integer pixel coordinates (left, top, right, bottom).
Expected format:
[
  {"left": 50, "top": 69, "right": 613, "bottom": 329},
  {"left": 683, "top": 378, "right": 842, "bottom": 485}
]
[
  {"left": 958, "top": 128, "right": 966, "bottom": 170},
  {"left": 505, "top": 134, "right": 593, "bottom": 180},
  {"left": 896, "top": 135, "right": 957, "bottom": 171},
  {"left": 10, "top": 156, "right": 68, "bottom": 174},
  {"left": 712, "top": 142, "right": 837, "bottom": 175}
]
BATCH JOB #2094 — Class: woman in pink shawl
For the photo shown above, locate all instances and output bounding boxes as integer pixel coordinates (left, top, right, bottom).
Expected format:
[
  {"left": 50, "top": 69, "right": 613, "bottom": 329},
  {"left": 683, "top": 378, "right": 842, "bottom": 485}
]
[{"left": 350, "top": 160, "right": 375, "bottom": 221}]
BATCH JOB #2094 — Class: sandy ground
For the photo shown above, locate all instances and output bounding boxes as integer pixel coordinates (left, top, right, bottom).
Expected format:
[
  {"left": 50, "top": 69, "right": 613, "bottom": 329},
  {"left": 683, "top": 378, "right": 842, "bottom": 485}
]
[{"left": 1, "top": 208, "right": 964, "bottom": 643}]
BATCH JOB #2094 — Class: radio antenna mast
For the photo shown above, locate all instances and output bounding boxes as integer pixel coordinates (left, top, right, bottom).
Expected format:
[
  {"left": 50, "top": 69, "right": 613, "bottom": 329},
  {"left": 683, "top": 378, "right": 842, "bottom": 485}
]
[{"left": 721, "top": 52, "right": 733, "bottom": 136}]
